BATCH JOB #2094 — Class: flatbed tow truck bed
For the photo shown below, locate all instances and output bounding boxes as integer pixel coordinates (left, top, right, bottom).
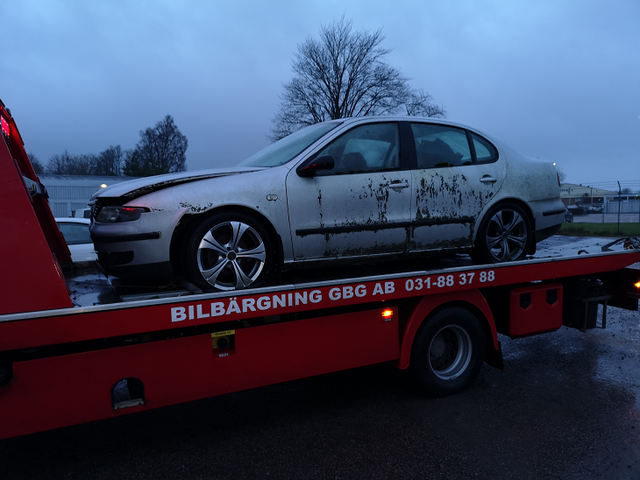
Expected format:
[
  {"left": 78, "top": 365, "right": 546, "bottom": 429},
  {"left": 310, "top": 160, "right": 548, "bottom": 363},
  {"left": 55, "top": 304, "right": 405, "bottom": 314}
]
[{"left": 1, "top": 99, "right": 639, "bottom": 440}]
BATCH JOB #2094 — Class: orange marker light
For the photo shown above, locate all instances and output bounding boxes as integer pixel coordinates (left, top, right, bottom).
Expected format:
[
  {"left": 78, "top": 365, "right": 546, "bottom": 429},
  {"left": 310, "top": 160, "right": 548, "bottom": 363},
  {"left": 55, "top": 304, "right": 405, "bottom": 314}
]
[{"left": 381, "top": 309, "right": 394, "bottom": 321}]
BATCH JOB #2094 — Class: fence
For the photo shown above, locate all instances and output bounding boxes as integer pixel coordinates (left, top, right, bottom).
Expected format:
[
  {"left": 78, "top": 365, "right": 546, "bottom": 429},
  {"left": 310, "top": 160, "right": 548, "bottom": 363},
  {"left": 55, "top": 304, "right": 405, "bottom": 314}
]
[{"left": 567, "top": 180, "right": 639, "bottom": 224}]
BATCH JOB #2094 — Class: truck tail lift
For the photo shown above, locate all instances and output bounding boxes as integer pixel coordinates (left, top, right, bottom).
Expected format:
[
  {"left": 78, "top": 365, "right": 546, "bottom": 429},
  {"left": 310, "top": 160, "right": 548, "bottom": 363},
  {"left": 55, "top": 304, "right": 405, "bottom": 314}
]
[{"left": 1, "top": 100, "right": 639, "bottom": 440}]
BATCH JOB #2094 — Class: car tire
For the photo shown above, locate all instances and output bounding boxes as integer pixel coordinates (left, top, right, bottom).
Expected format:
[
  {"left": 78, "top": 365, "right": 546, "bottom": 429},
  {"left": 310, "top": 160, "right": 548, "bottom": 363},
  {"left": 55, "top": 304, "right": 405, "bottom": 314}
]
[
  {"left": 473, "top": 202, "right": 533, "bottom": 263},
  {"left": 411, "top": 307, "right": 486, "bottom": 396},
  {"left": 185, "top": 212, "right": 275, "bottom": 292}
]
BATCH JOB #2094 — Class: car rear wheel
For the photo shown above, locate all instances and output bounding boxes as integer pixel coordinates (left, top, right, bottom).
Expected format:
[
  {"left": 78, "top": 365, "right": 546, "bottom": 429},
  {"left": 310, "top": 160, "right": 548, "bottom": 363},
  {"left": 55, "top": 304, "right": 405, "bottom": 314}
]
[
  {"left": 185, "top": 212, "right": 274, "bottom": 292},
  {"left": 473, "top": 202, "right": 533, "bottom": 263}
]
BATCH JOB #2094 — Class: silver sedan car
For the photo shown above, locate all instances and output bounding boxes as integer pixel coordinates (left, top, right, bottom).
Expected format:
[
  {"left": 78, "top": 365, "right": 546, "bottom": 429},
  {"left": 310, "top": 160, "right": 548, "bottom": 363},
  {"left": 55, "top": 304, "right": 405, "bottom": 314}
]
[{"left": 90, "top": 117, "right": 565, "bottom": 291}]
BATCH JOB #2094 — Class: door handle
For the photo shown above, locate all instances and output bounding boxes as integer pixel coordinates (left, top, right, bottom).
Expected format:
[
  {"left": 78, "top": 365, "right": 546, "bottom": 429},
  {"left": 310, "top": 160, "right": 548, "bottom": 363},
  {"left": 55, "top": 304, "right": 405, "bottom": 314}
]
[
  {"left": 480, "top": 175, "right": 497, "bottom": 184},
  {"left": 389, "top": 181, "right": 409, "bottom": 190}
]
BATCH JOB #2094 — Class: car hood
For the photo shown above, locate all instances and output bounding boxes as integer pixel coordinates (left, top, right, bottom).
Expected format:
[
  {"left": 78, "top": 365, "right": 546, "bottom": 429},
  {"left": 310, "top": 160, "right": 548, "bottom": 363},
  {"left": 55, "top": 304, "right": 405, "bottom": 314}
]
[{"left": 91, "top": 167, "right": 266, "bottom": 201}]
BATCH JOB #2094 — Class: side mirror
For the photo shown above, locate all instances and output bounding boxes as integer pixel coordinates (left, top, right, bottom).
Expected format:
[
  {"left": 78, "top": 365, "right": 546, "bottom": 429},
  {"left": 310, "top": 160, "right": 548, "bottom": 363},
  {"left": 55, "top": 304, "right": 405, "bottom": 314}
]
[{"left": 296, "top": 155, "right": 334, "bottom": 177}]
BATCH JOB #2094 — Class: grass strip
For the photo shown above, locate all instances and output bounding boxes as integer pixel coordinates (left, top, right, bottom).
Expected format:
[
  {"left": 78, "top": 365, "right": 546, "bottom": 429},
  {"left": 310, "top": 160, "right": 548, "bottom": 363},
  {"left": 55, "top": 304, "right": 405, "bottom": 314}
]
[{"left": 559, "top": 222, "right": 640, "bottom": 237}]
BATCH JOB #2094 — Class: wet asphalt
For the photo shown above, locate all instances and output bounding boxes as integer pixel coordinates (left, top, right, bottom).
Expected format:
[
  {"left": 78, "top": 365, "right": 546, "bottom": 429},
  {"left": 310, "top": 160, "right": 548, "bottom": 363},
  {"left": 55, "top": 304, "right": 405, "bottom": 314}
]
[{"left": 1, "top": 239, "right": 640, "bottom": 479}]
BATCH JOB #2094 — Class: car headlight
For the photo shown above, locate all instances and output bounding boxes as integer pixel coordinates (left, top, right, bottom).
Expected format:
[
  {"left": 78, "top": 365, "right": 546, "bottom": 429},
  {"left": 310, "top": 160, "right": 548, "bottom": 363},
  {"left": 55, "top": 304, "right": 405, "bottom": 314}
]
[{"left": 96, "top": 206, "right": 148, "bottom": 223}]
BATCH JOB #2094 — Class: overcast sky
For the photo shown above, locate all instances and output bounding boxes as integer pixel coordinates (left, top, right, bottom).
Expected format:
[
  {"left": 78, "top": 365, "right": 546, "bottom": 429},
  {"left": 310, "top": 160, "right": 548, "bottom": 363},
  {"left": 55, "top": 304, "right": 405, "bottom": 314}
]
[{"left": 2, "top": 0, "right": 639, "bottom": 188}]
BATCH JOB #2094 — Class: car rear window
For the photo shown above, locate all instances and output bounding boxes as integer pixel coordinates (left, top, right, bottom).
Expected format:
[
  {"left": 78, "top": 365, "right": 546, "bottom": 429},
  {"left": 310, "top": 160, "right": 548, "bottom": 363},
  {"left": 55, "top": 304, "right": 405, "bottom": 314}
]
[{"left": 471, "top": 132, "right": 499, "bottom": 163}]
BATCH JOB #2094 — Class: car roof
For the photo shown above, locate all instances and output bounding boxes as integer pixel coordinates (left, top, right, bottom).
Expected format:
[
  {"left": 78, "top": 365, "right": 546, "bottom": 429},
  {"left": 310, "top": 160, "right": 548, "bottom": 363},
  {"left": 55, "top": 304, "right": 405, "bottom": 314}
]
[{"left": 329, "top": 116, "right": 499, "bottom": 142}]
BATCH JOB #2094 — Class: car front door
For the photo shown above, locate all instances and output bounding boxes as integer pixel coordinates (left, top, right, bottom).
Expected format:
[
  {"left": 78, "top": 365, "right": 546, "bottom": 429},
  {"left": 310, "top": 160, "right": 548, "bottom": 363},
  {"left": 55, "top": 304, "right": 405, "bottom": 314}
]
[
  {"left": 409, "top": 122, "right": 506, "bottom": 252},
  {"left": 285, "top": 122, "right": 412, "bottom": 262}
]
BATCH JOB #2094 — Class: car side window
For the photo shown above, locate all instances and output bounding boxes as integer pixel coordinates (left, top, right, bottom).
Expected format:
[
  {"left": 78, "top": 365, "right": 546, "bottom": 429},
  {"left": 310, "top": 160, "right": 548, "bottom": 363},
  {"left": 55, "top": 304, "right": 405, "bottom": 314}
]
[
  {"left": 314, "top": 123, "right": 399, "bottom": 176},
  {"left": 58, "top": 222, "right": 92, "bottom": 245},
  {"left": 471, "top": 132, "right": 499, "bottom": 163},
  {"left": 411, "top": 123, "right": 472, "bottom": 169}
]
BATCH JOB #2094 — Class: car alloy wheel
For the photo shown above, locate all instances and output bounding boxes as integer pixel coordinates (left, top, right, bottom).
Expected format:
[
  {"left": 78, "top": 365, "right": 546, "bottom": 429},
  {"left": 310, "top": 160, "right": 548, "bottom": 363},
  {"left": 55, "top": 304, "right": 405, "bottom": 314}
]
[
  {"left": 475, "top": 203, "right": 532, "bottom": 263},
  {"left": 186, "top": 213, "right": 273, "bottom": 292}
]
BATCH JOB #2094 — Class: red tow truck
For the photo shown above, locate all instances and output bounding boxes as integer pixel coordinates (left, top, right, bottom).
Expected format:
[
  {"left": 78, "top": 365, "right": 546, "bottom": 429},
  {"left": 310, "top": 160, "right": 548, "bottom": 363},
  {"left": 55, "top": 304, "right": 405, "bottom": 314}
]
[{"left": 1, "top": 99, "right": 639, "bottom": 440}]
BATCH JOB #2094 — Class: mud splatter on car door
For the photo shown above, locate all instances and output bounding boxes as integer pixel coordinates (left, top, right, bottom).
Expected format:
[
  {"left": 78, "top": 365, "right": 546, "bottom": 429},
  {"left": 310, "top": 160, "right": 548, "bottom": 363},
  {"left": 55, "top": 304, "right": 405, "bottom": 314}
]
[
  {"left": 286, "top": 170, "right": 412, "bottom": 260},
  {"left": 410, "top": 162, "right": 506, "bottom": 252},
  {"left": 407, "top": 122, "right": 507, "bottom": 252}
]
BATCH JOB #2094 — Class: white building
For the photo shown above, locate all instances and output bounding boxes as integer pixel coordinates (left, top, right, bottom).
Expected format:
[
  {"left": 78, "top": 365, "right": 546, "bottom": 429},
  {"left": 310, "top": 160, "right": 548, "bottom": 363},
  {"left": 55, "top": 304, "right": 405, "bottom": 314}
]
[
  {"left": 39, "top": 175, "right": 136, "bottom": 218},
  {"left": 560, "top": 183, "right": 616, "bottom": 206}
]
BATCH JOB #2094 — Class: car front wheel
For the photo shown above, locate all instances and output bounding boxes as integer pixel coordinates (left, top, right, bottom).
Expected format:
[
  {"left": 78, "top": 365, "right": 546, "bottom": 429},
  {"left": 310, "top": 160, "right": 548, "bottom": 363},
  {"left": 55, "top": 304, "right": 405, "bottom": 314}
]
[
  {"left": 473, "top": 203, "right": 533, "bottom": 263},
  {"left": 185, "top": 212, "right": 274, "bottom": 292}
]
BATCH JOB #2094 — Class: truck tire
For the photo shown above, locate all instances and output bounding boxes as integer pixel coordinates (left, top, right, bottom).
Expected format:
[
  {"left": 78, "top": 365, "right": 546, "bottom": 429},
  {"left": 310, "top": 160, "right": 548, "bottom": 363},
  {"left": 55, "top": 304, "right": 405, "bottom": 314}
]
[{"left": 411, "top": 307, "right": 486, "bottom": 396}]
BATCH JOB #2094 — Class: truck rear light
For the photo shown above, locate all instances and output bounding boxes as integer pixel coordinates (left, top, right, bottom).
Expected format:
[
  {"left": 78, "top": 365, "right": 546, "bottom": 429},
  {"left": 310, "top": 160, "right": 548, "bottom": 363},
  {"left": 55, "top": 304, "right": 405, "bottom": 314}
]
[{"left": 1, "top": 115, "right": 9, "bottom": 138}]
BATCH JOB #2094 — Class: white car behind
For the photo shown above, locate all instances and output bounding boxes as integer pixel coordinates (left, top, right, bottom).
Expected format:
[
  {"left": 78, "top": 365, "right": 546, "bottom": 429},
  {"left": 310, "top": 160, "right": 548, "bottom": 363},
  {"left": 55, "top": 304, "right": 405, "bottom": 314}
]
[{"left": 56, "top": 217, "right": 97, "bottom": 263}]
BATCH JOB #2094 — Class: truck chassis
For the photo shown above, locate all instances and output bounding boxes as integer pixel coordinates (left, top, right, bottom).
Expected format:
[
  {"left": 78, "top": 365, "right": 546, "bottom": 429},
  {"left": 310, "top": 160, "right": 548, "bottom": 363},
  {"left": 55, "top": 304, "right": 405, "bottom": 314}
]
[{"left": 1, "top": 99, "right": 639, "bottom": 439}]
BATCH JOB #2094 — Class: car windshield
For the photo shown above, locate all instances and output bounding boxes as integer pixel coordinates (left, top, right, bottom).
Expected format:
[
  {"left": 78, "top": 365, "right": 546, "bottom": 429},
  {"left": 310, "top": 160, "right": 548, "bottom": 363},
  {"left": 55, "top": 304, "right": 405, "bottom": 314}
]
[{"left": 237, "top": 122, "right": 342, "bottom": 167}]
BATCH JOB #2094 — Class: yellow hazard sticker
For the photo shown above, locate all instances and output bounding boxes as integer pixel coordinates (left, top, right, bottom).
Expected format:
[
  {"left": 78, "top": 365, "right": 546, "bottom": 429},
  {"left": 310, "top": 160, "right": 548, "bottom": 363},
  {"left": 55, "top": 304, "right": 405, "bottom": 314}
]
[{"left": 211, "top": 330, "right": 235, "bottom": 338}]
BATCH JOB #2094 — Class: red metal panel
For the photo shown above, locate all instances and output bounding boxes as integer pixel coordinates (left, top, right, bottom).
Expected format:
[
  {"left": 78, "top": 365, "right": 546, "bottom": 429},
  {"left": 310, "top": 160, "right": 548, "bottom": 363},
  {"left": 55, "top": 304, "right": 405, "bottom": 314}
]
[
  {"left": 0, "top": 101, "right": 71, "bottom": 265},
  {"left": 0, "top": 124, "right": 72, "bottom": 315},
  {"left": 508, "top": 283, "right": 563, "bottom": 337},
  {"left": 0, "top": 307, "right": 398, "bottom": 439},
  {"left": 1, "top": 252, "right": 639, "bottom": 351}
]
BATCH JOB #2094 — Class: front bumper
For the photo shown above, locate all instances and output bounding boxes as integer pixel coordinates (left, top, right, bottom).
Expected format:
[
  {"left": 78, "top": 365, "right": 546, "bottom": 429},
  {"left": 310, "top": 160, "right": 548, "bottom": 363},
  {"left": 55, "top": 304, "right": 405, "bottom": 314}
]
[{"left": 90, "top": 207, "right": 188, "bottom": 277}]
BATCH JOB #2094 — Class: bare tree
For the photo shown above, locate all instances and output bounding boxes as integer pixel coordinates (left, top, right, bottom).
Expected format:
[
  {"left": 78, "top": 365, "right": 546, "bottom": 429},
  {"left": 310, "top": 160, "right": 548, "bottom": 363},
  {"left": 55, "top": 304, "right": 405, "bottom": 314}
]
[
  {"left": 557, "top": 167, "right": 567, "bottom": 184},
  {"left": 404, "top": 89, "right": 446, "bottom": 117},
  {"left": 27, "top": 151, "right": 45, "bottom": 174},
  {"left": 123, "top": 115, "right": 188, "bottom": 177},
  {"left": 47, "top": 150, "right": 94, "bottom": 175},
  {"left": 74, "top": 154, "right": 97, "bottom": 174},
  {"left": 95, "top": 145, "right": 125, "bottom": 176},
  {"left": 270, "top": 17, "right": 445, "bottom": 140}
]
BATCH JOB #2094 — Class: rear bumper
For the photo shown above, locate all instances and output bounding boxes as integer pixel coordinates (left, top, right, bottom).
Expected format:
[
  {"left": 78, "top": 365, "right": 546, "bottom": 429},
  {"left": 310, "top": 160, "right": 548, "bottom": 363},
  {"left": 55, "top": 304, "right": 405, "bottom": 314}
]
[
  {"left": 530, "top": 198, "right": 565, "bottom": 242},
  {"left": 535, "top": 222, "right": 562, "bottom": 243}
]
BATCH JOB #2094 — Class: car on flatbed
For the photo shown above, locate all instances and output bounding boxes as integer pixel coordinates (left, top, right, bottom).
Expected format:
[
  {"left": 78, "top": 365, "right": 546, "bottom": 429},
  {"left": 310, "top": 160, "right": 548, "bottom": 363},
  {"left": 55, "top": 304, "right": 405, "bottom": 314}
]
[{"left": 90, "top": 116, "right": 565, "bottom": 291}]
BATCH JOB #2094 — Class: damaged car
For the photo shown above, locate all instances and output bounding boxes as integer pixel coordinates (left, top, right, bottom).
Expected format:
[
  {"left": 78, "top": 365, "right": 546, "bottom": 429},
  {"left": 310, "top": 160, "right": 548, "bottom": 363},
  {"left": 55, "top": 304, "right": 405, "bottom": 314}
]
[{"left": 89, "top": 117, "right": 565, "bottom": 291}]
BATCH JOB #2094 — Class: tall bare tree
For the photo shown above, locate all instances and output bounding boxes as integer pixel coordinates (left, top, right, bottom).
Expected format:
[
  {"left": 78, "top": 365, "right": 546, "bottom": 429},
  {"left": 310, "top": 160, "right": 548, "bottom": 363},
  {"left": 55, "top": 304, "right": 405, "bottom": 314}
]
[
  {"left": 271, "top": 17, "right": 445, "bottom": 140},
  {"left": 123, "top": 115, "right": 188, "bottom": 176}
]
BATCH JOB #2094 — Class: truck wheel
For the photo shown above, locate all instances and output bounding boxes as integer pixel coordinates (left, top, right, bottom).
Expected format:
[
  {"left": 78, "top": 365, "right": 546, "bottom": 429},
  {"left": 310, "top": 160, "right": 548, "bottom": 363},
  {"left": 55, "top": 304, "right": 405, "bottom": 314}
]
[
  {"left": 473, "top": 202, "right": 532, "bottom": 263},
  {"left": 411, "top": 307, "right": 486, "bottom": 396},
  {"left": 185, "top": 212, "right": 275, "bottom": 292}
]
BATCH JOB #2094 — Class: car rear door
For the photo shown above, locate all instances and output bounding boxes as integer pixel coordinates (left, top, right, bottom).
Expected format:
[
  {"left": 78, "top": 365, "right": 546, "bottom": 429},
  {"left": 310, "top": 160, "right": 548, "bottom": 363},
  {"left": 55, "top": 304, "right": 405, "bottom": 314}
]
[{"left": 408, "top": 122, "right": 506, "bottom": 252}]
